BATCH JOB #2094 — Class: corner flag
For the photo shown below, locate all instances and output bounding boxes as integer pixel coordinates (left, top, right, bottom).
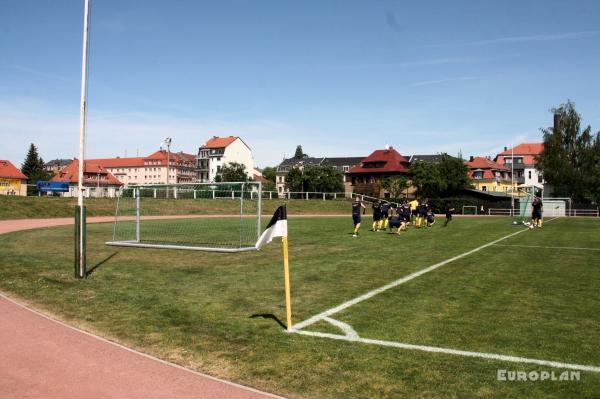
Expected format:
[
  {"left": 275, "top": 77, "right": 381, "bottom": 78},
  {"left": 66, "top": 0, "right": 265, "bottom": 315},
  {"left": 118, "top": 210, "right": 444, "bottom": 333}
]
[
  {"left": 255, "top": 205, "right": 293, "bottom": 331},
  {"left": 255, "top": 205, "right": 288, "bottom": 249}
]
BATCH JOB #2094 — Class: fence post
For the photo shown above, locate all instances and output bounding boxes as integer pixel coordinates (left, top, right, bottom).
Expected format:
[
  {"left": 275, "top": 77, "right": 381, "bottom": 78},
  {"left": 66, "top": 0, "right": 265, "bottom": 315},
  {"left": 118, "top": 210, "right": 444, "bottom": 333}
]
[
  {"left": 323, "top": 193, "right": 326, "bottom": 200},
  {"left": 193, "top": 190, "right": 196, "bottom": 199},
  {"left": 306, "top": 192, "right": 308, "bottom": 200},
  {"left": 270, "top": 191, "right": 272, "bottom": 200},
  {"left": 174, "top": 187, "right": 177, "bottom": 199}
]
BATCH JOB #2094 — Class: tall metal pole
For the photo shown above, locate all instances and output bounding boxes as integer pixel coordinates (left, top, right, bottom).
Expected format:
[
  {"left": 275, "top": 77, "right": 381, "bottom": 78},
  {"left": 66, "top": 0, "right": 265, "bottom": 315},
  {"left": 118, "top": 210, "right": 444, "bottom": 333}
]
[
  {"left": 511, "top": 143, "right": 514, "bottom": 216},
  {"left": 76, "top": 0, "right": 90, "bottom": 279}
]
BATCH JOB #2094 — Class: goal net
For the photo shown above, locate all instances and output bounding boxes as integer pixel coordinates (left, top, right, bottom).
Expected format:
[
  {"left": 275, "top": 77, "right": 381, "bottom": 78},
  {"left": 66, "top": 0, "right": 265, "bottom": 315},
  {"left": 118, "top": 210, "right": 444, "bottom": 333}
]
[
  {"left": 106, "top": 182, "right": 262, "bottom": 252},
  {"left": 513, "top": 189, "right": 534, "bottom": 224},
  {"left": 462, "top": 205, "right": 477, "bottom": 215}
]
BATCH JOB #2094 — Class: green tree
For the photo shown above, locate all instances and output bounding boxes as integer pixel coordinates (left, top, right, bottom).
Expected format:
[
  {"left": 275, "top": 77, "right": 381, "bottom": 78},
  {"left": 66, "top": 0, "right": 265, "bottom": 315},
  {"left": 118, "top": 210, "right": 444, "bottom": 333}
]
[
  {"left": 410, "top": 161, "right": 446, "bottom": 198},
  {"left": 261, "top": 166, "right": 276, "bottom": 183},
  {"left": 294, "top": 145, "right": 308, "bottom": 159},
  {"left": 437, "top": 153, "right": 471, "bottom": 195},
  {"left": 285, "top": 167, "right": 304, "bottom": 191},
  {"left": 381, "top": 176, "right": 409, "bottom": 199},
  {"left": 537, "top": 100, "right": 600, "bottom": 201},
  {"left": 215, "top": 162, "right": 248, "bottom": 182},
  {"left": 21, "top": 143, "right": 50, "bottom": 183},
  {"left": 284, "top": 165, "right": 344, "bottom": 193}
]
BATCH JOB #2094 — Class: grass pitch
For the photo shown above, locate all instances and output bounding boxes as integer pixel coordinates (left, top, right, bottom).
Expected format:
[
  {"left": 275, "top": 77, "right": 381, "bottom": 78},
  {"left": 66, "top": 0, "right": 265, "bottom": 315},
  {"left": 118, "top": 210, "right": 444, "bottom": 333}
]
[{"left": 0, "top": 216, "right": 599, "bottom": 398}]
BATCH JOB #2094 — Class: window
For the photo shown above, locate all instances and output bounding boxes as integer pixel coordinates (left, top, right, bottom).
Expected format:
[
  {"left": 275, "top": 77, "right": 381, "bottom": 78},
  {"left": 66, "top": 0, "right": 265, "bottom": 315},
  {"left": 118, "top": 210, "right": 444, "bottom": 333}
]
[
  {"left": 538, "top": 174, "right": 543, "bottom": 183},
  {"left": 528, "top": 171, "right": 532, "bottom": 179},
  {"left": 482, "top": 186, "right": 487, "bottom": 191},
  {"left": 343, "top": 165, "right": 349, "bottom": 172}
]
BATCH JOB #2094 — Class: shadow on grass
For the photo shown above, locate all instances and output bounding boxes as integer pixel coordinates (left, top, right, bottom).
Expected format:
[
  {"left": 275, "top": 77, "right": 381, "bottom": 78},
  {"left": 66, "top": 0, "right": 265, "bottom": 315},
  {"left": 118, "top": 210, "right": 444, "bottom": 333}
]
[
  {"left": 87, "top": 252, "right": 118, "bottom": 277},
  {"left": 250, "top": 313, "right": 287, "bottom": 330}
]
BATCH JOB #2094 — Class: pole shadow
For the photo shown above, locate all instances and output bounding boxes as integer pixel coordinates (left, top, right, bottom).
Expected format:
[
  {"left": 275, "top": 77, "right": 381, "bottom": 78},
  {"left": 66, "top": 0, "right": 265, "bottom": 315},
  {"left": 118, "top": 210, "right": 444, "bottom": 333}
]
[
  {"left": 87, "top": 252, "right": 118, "bottom": 277},
  {"left": 250, "top": 313, "right": 287, "bottom": 330}
]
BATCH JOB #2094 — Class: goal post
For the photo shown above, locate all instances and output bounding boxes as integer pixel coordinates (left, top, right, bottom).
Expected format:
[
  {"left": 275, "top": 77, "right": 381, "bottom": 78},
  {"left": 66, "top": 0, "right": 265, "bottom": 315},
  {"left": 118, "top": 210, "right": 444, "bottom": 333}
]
[
  {"left": 106, "top": 182, "right": 262, "bottom": 252},
  {"left": 462, "top": 205, "right": 477, "bottom": 215}
]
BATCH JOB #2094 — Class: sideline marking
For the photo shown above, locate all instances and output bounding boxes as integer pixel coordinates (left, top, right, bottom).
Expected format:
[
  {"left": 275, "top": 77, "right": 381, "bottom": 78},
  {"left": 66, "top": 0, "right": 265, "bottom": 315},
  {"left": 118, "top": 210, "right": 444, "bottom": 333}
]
[
  {"left": 292, "top": 220, "right": 559, "bottom": 332},
  {"left": 294, "top": 330, "right": 600, "bottom": 373},
  {"left": 494, "top": 243, "right": 600, "bottom": 251}
]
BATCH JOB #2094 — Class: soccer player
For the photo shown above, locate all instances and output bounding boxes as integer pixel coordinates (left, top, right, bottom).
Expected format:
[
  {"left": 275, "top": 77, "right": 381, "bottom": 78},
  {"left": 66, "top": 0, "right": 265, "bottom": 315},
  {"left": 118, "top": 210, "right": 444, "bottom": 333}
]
[
  {"left": 443, "top": 201, "right": 455, "bottom": 227},
  {"left": 531, "top": 196, "right": 543, "bottom": 228},
  {"left": 351, "top": 196, "right": 366, "bottom": 237},
  {"left": 426, "top": 206, "right": 436, "bottom": 227},
  {"left": 371, "top": 200, "right": 382, "bottom": 231},
  {"left": 380, "top": 201, "right": 390, "bottom": 230},
  {"left": 400, "top": 202, "right": 411, "bottom": 231},
  {"left": 388, "top": 206, "right": 402, "bottom": 234},
  {"left": 417, "top": 198, "right": 428, "bottom": 228},
  {"left": 409, "top": 198, "right": 419, "bottom": 225}
]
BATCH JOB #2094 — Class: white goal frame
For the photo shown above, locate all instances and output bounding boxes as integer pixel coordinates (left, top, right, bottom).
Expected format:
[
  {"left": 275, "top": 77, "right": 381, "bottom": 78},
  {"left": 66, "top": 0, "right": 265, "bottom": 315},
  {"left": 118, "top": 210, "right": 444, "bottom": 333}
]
[
  {"left": 462, "top": 205, "right": 477, "bottom": 215},
  {"left": 106, "top": 182, "right": 262, "bottom": 252}
]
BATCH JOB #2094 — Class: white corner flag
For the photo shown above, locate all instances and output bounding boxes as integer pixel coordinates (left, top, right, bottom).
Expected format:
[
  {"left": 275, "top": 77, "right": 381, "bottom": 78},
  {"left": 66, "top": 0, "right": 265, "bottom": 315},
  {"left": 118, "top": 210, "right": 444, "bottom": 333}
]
[
  {"left": 255, "top": 205, "right": 288, "bottom": 249},
  {"left": 255, "top": 205, "right": 293, "bottom": 331}
]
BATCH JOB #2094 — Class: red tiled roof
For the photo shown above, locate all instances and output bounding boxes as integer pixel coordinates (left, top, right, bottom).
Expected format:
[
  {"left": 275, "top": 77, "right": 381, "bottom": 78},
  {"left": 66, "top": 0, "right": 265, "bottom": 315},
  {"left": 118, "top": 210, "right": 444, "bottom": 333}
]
[
  {"left": 88, "top": 157, "right": 145, "bottom": 168},
  {"left": 0, "top": 160, "right": 28, "bottom": 180},
  {"left": 466, "top": 157, "right": 510, "bottom": 171},
  {"left": 50, "top": 160, "right": 123, "bottom": 186},
  {"left": 347, "top": 148, "right": 409, "bottom": 174},
  {"left": 145, "top": 150, "right": 195, "bottom": 165},
  {"left": 201, "top": 136, "right": 238, "bottom": 149},
  {"left": 497, "top": 143, "right": 544, "bottom": 156}
]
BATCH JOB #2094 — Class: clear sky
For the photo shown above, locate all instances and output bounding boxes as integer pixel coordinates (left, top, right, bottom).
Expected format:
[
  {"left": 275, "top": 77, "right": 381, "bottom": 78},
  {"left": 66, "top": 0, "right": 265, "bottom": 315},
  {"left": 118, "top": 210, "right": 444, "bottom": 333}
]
[{"left": 1, "top": 0, "right": 599, "bottom": 168}]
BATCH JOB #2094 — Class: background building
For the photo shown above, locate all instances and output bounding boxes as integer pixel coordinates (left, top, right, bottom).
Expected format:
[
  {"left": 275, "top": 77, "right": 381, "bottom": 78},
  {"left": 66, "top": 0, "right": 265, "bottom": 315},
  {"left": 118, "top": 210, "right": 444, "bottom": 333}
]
[
  {"left": 197, "top": 136, "right": 254, "bottom": 182},
  {"left": 0, "top": 160, "right": 28, "bottom": 196},
  {"left": 495, "top": 143, "right": 544, "bottom": 191},
  {"left": 346, "top": 147, "right": 410, "bottom": 198},
  {"left": 89, "top": 149, "right": 196, "bottom": 187},
  {"left": 44, "top": 159, "right": 71, "bottom": 176},
  {"left": 50, "top": 160, "right": 123, "bottom": 198},
  {"left": 466, "top": 156, "right": 513, "bottom": 193}
]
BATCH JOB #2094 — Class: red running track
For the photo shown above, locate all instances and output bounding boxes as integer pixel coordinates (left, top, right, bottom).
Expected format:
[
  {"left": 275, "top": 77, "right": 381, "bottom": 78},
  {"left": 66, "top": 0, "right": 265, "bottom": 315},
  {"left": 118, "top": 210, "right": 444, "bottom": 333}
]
[{"left": 0, "top": 218, "right": 284, "bottom": 399}]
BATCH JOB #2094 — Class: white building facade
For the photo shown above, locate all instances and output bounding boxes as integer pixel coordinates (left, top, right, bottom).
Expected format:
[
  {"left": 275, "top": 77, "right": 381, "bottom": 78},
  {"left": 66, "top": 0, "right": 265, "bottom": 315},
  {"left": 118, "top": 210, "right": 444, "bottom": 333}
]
[{"left": 197, "top": 136, "right": 254, "bottom": 182}]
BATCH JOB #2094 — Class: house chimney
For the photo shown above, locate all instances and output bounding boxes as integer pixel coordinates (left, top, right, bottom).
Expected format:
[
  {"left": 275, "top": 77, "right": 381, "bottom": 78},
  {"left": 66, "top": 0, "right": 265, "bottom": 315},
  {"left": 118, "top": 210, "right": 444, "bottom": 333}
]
[
  {"left": 504, "top": 146, "right": 508, "bottom": 151},
  {"left": 554, "top": 113, "right": 561, "bottom": 133},
  {"left": 469, "top": 156, "right": 474, "bottom": 162}
]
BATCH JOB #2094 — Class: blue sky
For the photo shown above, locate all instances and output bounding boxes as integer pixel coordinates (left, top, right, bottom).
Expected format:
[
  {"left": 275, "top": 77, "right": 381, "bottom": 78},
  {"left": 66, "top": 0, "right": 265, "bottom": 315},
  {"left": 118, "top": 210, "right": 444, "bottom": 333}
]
[{"left": 1, "top": 0, "right": 599, "bottom": 168}]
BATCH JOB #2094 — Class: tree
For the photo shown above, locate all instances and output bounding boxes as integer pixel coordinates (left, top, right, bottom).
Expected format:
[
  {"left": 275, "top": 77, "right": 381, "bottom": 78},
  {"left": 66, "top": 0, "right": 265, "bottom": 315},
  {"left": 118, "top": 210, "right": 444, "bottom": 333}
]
[
  {"left": 409, "top": 161, "right": 446, "bottom": 198},
  {"left": 294, "top": 145, "right": 308, "bottom": 159},
  {"left": 284, "top": 165, "right": 344, "bottom": 193},
  {"left": 536, "top": 100, "right": 600, "bottom": 201},
  {"left": 21, "top": 143, "right": 50, "bottom": 183},
  {"left": 261, "top": 166, "right": 276, "bottom": 183},
  {"left": 381, "top": 176, "right": 409, "bottom": 199},
  {"left": 215, "top": 162, "right": 248, "bottom": 182},
  {"left": 437, "top": 154, "right": 471, "bottom": 196}
]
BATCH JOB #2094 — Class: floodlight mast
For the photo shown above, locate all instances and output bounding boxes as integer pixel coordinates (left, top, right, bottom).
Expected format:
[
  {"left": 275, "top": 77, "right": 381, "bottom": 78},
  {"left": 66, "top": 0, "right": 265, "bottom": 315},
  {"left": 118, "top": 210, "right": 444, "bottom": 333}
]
[{"left": 76, "top": 0, "right": 90, "bottom": 279}]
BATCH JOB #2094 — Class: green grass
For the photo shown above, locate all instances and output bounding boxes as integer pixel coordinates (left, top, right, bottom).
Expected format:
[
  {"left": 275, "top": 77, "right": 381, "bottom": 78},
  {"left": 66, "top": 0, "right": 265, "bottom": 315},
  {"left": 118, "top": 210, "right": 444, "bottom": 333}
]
[
  {"left": 0, "top": 217, "right": 599, "bottom": 398},
  {"left": 0, "top": 195, "right": 349, "bottom": 219}
]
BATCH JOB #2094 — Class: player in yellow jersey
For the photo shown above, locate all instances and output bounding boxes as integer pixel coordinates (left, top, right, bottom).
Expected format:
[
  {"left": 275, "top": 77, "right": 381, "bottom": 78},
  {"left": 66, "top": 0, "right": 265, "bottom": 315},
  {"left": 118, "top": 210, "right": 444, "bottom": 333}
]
[{"left": 408, "top": 198, "right": 419, "bottom": 226}]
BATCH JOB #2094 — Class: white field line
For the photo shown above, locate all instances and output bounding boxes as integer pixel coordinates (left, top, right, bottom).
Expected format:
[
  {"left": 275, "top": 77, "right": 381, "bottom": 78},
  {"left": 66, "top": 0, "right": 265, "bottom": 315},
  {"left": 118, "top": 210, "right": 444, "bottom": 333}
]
[
  {"left": 494, "top": 244, "right": 600, "bottom": 251},
  {"left": 292, "top": 220, "right": 559, "bottom": 332},
  {"left": 294, "top": 330, "right": 600, "bottom": 373},
  {"left": 322, "top": 317, "right": 359, "bottom": 339}
]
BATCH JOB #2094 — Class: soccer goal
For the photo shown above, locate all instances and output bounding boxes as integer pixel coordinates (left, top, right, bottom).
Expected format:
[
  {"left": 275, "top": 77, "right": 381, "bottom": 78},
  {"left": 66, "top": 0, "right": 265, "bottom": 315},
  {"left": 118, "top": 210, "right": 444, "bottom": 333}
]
[
  {"left": 512, "top": 189, "right": 534, "bottom": 225},
  {"left": 462, "top": 205, "right": 477, "bottom": 215},
  {"left": 106, "top": 182, "right": 262, "bottom": 252}
]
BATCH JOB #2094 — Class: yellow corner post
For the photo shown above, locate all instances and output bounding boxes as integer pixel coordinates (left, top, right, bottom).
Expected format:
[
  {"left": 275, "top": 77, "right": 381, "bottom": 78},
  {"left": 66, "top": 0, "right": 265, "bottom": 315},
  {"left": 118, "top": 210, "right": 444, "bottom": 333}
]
[{"left": 282, "top": 236, "right": 292, "bottom": 331}]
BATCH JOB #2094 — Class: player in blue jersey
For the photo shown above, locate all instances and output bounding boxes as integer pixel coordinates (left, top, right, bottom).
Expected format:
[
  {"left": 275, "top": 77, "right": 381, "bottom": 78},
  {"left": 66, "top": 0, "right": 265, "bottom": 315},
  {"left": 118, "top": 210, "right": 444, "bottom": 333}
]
[{"left": 351, "top": 196, "right": 366, "bottom": 237}]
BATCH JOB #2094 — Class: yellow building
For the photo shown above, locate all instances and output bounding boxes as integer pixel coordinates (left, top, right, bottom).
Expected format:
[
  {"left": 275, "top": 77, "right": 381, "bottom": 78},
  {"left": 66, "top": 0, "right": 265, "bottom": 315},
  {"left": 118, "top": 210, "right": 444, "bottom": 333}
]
[
  {"left": 0, "top": 160, "right": 28, "bottom": 196},
  {"left": 466, "top": 156, "right": 513, "bottom": 194}
]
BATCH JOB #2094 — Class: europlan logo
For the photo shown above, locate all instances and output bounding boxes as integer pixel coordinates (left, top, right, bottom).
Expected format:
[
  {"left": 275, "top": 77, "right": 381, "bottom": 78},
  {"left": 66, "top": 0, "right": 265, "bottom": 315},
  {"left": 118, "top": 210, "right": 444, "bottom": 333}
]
[{"left": 497, "top": 369, "right": 581, "bottom": 382}]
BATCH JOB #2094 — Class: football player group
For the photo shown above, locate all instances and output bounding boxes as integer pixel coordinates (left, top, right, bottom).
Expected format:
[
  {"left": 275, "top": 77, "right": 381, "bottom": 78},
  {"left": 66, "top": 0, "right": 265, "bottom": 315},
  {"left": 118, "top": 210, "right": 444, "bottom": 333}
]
[{"left": 351, "top": 196, "right": 454, "bottom": 237}]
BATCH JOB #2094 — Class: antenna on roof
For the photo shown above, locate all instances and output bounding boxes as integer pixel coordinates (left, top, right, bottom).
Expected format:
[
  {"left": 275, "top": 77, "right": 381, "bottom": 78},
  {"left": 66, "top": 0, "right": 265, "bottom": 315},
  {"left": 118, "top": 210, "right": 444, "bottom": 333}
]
[{"left": 385, "top": 144, "right": 390, "bottom": 151}]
